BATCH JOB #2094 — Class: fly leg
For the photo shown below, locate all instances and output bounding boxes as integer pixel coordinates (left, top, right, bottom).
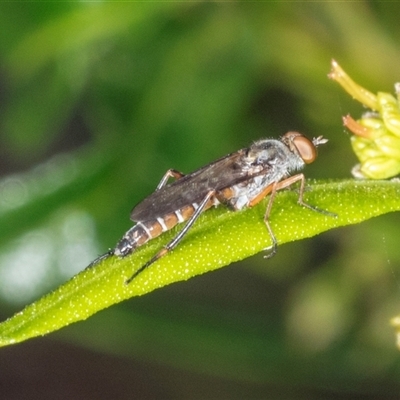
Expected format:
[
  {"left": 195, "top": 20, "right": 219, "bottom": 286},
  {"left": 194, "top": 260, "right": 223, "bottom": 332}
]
[
  {"left": 248, "top": 174, "right": 335, "bottom": 259},
  {"left": 126, "top": 190, "right": 216, "bottom": 284},
  {"left": 156, "top": 169, "right": 185, "bottom": 190}
]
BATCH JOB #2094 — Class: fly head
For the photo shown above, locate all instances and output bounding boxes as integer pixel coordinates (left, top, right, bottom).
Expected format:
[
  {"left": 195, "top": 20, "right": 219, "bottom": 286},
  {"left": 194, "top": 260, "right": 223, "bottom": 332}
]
[{"left": 282, "top": 131, "right": 328, "bottom": 165}]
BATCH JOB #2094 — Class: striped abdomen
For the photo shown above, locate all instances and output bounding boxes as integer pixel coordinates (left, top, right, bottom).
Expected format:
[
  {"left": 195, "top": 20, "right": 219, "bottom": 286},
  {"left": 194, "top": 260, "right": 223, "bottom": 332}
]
[
  {"left": 114, "top": 175, "right": 274, "bottom": 258},
  {"left": 114, "top": 198, "right": 218, "bottom": 257}
]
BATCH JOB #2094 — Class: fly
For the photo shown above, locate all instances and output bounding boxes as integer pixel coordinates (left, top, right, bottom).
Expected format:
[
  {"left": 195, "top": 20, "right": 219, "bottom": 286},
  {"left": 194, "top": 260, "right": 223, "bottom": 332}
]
[{"left": 89, "top": 132, "right": 333, "bottom": 284}]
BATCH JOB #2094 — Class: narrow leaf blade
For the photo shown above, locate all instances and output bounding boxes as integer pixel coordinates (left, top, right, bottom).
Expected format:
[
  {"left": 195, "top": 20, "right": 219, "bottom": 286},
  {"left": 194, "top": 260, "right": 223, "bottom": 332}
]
[{"left": 1, "top": 179, "right": 399, "bottom": 347}]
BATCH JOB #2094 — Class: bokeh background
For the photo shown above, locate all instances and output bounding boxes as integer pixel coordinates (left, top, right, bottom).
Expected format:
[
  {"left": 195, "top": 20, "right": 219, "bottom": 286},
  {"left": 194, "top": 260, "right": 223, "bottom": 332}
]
[{"left": 1, "top": 2, "right": 400, "bottom": 399}]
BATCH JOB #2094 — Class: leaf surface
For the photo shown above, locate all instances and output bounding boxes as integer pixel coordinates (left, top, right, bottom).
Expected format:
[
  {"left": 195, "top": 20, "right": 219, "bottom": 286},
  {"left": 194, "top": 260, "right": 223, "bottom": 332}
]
[{"left": 1, "top": 179, "right": 399, "bottom": 347}]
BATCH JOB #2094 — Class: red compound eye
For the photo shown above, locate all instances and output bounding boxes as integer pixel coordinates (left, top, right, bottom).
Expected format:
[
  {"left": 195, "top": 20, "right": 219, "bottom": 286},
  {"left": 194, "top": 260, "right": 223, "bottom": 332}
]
[
  {"left": 292, "top": 135, "right": 317, "bottom": 164},
  {"left": 282, "top": 132, "right": 318, "bottom": 164}
]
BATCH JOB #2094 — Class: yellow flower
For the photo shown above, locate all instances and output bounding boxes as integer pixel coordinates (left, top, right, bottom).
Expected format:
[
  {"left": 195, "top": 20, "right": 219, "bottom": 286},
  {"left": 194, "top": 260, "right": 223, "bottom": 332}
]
[{"left": 329, "top": 60, "right": 400, "bottom": 179}]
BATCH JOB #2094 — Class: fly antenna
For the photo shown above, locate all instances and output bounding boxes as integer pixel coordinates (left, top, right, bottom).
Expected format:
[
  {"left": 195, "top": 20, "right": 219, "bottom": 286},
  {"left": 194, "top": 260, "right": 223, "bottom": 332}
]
[{"left": 312, "top": 136, "right": 328, "bottom": 147}]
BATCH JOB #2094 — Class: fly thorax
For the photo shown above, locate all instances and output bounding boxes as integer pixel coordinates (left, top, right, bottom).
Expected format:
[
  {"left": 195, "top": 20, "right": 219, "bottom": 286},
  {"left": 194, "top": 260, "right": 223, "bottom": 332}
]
[
  {"left": 229, "top": 139, "right": 306, "bottom": 211},
  {"left": 229, "top": 175, "right": 274, "bottom": 210},
  {"left": 282, "top": 149, "right": 305, "bottom": 172},
  {"left": 249, "top": 140, "right": 304, "bottom": 176}
]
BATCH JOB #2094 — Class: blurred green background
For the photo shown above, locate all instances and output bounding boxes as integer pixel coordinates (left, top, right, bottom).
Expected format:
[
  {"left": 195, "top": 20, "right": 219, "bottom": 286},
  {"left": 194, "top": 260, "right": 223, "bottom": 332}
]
[{"left": 1, "top": 2, "right": 400, "bottom": 399}]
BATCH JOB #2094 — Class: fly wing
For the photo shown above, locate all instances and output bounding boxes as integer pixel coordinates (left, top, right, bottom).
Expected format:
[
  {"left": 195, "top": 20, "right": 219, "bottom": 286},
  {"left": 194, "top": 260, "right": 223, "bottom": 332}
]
[{"left": 131, "top": 149, "right": 260, "bottom": 222}]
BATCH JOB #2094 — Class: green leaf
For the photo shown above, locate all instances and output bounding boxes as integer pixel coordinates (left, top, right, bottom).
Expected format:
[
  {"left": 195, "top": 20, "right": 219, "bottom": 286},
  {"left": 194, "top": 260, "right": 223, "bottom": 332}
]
[{"left": 1, "top": 179, "right": 400, "bottom": 347}]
